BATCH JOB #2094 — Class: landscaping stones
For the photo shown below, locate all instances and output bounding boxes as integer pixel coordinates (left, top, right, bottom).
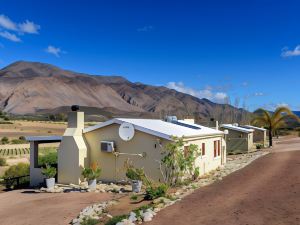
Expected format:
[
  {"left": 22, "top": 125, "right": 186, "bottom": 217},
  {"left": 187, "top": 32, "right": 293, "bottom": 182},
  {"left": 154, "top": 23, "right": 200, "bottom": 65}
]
[
  {"left": 70, "top": 150, "right": 269, "bottom": 225},
  {"left": 71, "top": 200, "right": 117, "bottom": 225},
  {"left": 39, "top": 181, "right": 132, "bottom": 194}
]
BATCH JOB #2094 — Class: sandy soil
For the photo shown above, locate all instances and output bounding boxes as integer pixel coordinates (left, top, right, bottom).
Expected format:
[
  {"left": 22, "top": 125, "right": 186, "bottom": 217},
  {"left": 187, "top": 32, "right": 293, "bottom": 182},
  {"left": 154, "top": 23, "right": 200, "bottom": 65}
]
[
  {"left": 0, "top": 190, "right": 113, "bottom": 225},
  {"left": 0, "top": 120, "right": 66, "bottom": 139},
  {"left": 146, "top": 137, "right": 300, "bottom": 225}
]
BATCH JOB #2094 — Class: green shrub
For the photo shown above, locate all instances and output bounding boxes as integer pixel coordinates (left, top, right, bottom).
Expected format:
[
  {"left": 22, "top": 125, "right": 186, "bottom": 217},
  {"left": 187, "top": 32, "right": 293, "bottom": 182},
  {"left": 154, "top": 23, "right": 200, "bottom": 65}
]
[
  {"left": 80, "top": 217, "right": 99, "bottom": 225},
  {"left": 125, "top": 159, "right": 145, "bottom": 181},
  {"left": 38, "top": 152, "right": 57, "bottom": 167},
  {"left": 105, "top": 215, "right": 128, "bottom": 225},
  {"left": 130, "top": 194, "right": 138, "bottom": 201},
  {"left": 256, "top": 144, "right": 263, "bottom": 149},
  {"left": 3, "top": 163, "right": 29, "bottom": 188},
  {"left": 193, "top": 167, "right": 200, "bottom": 180},
  {"left": 1, "top": 137, "right": 9, "bottom": 145},
  {"left": 0, "top": 121, "right": 13, "bottom": 124},
  {"left": 82, "top": 162, "right": 101, "bottom": 180},
  {"left": 126, "top": 167, "right": 145, "bottom": 181},
  {"left": 41, "top": 164, "right": 57, "bottom": 178},
  {"left": 11, "top": 139, "right": 28, "bottom": 144},
  {"left": 145, "top": 183, "right": 169, "bottom": 200},
  {"left": 19, "top": 136, "right": 26, "bottom": 141},
  {"left": 0, "top": 157, "right": 7, "bottom": 166}
]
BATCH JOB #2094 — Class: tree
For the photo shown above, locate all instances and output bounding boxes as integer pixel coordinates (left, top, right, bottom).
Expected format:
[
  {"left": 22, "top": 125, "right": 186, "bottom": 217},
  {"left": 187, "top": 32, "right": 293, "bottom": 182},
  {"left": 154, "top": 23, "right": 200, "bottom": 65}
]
[
  {"left": 159, "top": 137, "right": 200, "bottom": 186},
  {"left": 1, "top": 137, "right": 9, "bottom": 144},
  {"left": 251, "top": 107, "right": 299, "bottom": 147}
]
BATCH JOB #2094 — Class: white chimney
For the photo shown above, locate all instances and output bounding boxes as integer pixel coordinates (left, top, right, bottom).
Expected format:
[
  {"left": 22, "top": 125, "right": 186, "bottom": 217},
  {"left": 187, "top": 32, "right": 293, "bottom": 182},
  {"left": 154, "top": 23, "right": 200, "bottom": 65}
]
[{"left": 58, "top": 105, "right": 88, "bottom": 185}]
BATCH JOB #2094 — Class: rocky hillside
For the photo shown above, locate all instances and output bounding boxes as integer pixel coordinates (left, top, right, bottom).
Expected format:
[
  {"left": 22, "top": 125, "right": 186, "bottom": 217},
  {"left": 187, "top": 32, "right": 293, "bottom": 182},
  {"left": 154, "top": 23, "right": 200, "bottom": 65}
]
[{"left": 0, "top": 61, "right": 250, "bottom": 122}]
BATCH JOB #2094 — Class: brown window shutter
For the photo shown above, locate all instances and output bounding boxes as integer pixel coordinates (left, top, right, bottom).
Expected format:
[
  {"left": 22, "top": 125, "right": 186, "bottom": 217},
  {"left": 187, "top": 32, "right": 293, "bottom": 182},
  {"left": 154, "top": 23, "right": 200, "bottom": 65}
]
[
  {"left": 184, "top": 146, "right": 189, "bottom": 157},
  {"left": 214, "top": 141, "right": 217, "bottom": 157}
]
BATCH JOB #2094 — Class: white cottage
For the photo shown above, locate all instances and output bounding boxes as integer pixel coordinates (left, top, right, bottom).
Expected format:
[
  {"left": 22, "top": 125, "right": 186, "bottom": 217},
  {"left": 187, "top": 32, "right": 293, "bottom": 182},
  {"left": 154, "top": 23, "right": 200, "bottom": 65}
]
[{"left": 27, "top": 109, "right": 227, "bottom": 186}]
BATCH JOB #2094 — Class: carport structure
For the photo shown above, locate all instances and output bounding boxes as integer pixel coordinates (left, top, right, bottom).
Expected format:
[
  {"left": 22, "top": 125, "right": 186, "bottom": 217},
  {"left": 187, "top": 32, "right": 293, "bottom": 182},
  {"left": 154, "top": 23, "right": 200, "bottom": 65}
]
[{"left": 26, "top": 136, "right": 62, "bottom": 186}]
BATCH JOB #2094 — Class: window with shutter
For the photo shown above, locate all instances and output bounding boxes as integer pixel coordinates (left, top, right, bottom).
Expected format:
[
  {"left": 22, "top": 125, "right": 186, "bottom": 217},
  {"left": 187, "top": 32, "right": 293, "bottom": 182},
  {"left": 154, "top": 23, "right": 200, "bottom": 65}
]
[
  {"left": 214, "top": 141, "right": 217, "bottom": 157},
  {"left": 218, "top": 140, "right": 221, "bottom": 156},
  {"left": 202, "top": 143, "right": 205, "bottom": 156},
  {"left": 184, "top": 146, "right": 189, "bottom": 157}
]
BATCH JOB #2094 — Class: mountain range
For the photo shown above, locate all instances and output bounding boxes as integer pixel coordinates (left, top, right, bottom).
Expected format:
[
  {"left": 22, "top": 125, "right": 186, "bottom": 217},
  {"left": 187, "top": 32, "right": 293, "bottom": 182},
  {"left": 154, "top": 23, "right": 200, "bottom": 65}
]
[{"left": 0, "top": 61, "right": 250, "bottom": 122}]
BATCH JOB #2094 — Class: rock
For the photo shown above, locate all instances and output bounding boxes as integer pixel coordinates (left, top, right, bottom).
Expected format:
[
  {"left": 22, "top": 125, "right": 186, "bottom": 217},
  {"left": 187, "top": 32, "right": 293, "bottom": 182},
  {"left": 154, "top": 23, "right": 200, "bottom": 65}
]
[
  {"left": 72, "top": 218, "right": 79, "bottom": 224},
  {"left": 153, "top": 197, "right": 171, "bottom": 204},
  {"left": 142, "top": 211, "right": 154, "bottom": 222}
]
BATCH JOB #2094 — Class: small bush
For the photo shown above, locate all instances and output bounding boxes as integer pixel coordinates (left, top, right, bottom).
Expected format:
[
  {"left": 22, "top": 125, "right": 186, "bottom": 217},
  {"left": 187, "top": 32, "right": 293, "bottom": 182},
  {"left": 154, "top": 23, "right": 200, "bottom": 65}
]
[
  {"left": 80, "top": 217, "right": 99, "bottom": 225},
  {"left": 1, "top": 137, "right": 9, "bottom": 145},
  {"left": 82, "top": 162, "right": 101, "bottom": 180},
  {"left": 19, "top": 136, "right": 26, "bottom": 141},
  {"left": 105, "top": 215, "right": 128, "bottom": 225},
  {"left": 41, "top": 164, "right": 57, "bottom": 178},
  {"left": 3, "top": 163, "right": 29, "bottom": 189},
  {"left": 125, "top": 159, "right": 145, "bottom": 181},
  {"left": 130, "top": 194, "right": 138, "bottom": 201},
  {"left": 256, "top": 144, "right": 263, "bottom": 149},
  {"left": 0, "top": 121, "right": 13, "bottom": 124},
  {"left": 193, "top": 167, "right": 200, "bottom": 180},
  {"left": 145, "top": 183, "right": 169, "bottom": 200},
  {"left": 0, "top": 157, "right": 7, "bottom": 166},
  {"left": 11, "top": 139, "right": 27, "bottom": 144},
  {"left": 38, "top": 152, "right": 57, "bottom": 167}
]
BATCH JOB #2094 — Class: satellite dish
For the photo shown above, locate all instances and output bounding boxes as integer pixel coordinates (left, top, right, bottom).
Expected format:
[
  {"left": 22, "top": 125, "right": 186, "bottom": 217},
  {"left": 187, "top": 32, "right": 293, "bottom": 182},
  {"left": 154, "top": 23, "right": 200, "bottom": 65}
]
[{"left": 119, "top": 122, "right": 135, "bottom": 141}]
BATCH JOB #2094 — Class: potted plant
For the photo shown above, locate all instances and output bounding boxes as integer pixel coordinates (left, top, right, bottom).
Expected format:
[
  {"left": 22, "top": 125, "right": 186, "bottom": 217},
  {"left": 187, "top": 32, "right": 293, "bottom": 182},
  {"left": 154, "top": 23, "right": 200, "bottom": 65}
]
[
  {"left": 125, "top": 161, "right": 145, "bottom": 193},
  {"left": 82, "top": 162, "right": 101, "bottom": 190},
  {"left": 42, "top": 164, "right": 57, "bottom": 189}
]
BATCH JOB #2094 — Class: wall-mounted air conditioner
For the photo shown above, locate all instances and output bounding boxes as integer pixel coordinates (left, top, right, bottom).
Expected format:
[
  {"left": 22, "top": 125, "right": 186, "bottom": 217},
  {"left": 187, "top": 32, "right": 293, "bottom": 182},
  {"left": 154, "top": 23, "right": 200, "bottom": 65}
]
[{"left": 101, "top": 141, "right": 115, "bottom": 153}]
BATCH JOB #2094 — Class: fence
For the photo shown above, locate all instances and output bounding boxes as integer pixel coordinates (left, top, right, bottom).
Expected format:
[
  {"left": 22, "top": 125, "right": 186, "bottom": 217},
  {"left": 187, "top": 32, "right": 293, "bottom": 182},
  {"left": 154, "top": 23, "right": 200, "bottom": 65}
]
[{"left": 2, "top": 175, "right": 30, "bottom": 189}]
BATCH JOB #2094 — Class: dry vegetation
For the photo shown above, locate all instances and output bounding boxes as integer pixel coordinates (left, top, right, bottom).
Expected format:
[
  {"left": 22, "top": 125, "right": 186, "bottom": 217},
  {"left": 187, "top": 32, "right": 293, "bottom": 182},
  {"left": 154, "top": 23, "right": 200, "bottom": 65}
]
[{"left": 0, "top": 120, "right": 67, "bottom": 139}]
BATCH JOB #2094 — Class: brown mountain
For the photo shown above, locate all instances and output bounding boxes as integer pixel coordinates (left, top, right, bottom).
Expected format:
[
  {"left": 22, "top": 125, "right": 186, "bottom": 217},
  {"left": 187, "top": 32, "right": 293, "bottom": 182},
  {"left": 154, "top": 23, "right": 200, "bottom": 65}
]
[{"left": 0, "top": 61, "right": 250, "bottom": 122}]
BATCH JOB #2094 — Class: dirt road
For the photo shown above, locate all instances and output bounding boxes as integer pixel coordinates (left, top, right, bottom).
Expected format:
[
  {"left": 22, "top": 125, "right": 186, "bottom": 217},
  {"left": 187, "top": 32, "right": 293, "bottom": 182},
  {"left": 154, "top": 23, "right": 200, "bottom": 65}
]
[
  {"left": 0, "top": 190, "right": 112, "bottom": 225},
  {"left": 147, "top": 138, "right": 300, "bottom": 225}
]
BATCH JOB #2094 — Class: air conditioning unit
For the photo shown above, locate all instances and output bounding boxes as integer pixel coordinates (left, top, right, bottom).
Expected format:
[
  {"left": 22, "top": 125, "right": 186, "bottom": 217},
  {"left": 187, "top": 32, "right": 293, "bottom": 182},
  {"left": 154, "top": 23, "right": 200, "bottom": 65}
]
[
  {"left": 101, "top": 141, "right": 115, "bottom": 153},
  {"left": 165, "top": 116, "right": 177, "bottom": 123}
]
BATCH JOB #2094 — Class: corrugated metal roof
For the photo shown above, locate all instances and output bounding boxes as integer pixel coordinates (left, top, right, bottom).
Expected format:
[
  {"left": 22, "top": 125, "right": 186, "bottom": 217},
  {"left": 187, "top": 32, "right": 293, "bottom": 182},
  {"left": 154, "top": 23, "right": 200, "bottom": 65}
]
[
  {"left": 241, "top": 125, "right": 267, "bottom": 131},
  {"left": 220, "top": 124, "right": 254, "bottom": 133},
  {"left": 83, "top": 118, "right": 224, "bottom": 140}
]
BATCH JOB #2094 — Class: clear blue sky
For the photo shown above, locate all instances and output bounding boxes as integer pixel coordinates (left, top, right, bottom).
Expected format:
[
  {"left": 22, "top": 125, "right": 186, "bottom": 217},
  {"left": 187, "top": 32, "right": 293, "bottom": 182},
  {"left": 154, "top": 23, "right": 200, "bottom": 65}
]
[{"left": 0, "top": 0, "right": 299, "bottom": 111}]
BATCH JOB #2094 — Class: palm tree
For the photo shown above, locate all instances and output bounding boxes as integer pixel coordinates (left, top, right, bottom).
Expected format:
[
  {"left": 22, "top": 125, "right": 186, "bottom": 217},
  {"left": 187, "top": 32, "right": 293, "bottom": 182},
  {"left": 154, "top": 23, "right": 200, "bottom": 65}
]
[{"left": 252, "top": 107, "right": 299, "bottom": 147}]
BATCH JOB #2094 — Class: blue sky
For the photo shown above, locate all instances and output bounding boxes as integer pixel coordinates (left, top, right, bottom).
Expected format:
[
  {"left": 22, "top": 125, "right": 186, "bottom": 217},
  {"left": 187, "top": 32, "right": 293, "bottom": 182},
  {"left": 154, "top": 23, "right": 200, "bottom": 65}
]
[{"left": 0, "top": 0, "right": 299, "bottom": 111}]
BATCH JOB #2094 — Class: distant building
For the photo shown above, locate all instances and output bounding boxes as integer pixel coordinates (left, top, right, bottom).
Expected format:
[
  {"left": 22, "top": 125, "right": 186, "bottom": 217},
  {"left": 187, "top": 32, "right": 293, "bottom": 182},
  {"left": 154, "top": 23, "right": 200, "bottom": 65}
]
[
  {"left": 220, "top": 124, "right": 254, "bottom": 154},
  {"left": 27, "top": 108, "right": 227, "bottom": 186},
  {"left": 240, "top": 125, "right": 267, "bottom": 147}
]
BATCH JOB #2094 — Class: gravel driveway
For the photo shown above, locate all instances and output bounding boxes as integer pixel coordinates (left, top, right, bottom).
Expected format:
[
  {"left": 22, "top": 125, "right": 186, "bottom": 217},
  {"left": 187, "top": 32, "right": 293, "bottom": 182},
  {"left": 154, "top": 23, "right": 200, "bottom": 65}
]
[
  {"left": 146, "top": 137, "right": 300, "bottom": 225},
  {"left": 0, "top": 190, "right": 113, "bottom": 225}
]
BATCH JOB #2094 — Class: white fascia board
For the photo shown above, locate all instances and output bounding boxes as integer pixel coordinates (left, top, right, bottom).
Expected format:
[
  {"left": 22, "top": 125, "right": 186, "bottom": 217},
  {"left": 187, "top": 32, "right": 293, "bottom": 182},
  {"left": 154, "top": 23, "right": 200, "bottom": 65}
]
[
  {"left": 25, "top": 136, "right": 62, "bottom": 142},
  {"left": 83, "top": 118, "right": 173, "bottom": 140},
  {"left": 221, "top": 125, "right": 254, "bottom": 133}
]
